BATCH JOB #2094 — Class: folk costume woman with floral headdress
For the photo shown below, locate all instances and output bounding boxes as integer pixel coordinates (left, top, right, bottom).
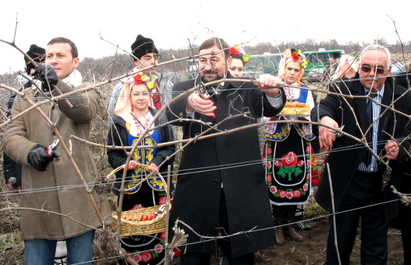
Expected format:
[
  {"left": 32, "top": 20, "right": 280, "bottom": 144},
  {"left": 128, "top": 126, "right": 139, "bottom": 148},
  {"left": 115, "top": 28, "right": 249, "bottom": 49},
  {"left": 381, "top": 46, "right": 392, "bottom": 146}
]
[
  {"left": 228, "top": 45, "right": 250, "bottom": 78},
  {"left": 262, "top": 49, "right": 316, "bottom": 246},
  {"left": 107, "top": 73, "right": 175, "bottom": 264}
]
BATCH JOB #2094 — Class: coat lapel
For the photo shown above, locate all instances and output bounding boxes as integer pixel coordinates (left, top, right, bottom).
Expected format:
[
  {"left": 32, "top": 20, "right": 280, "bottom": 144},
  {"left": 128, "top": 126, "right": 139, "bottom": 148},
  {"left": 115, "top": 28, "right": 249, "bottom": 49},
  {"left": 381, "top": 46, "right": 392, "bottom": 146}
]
[
  {"left": 350, "top": 81, "right": 369, "bottom": 132},
  {"left": 378, "top": 81, "right": 395, "bottom": 142}
]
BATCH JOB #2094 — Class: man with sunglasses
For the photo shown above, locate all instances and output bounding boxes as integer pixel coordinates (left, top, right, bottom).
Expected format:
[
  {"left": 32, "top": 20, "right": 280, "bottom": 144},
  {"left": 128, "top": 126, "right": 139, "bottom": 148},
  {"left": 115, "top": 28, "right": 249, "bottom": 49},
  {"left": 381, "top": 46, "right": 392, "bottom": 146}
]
[{"left": 311, "top": 44, "right": 411, "bottom": 264}]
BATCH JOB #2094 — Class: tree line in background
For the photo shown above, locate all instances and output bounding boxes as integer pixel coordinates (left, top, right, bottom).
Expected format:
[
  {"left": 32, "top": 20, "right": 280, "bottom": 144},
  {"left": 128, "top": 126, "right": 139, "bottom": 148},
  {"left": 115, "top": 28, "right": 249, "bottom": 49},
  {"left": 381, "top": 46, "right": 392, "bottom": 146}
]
[
  {"left": 1, "top": 38, "right": 410, "bottom": 88},
  {"left": 78, "top": 38, "right": 411, "bottom": 83}
]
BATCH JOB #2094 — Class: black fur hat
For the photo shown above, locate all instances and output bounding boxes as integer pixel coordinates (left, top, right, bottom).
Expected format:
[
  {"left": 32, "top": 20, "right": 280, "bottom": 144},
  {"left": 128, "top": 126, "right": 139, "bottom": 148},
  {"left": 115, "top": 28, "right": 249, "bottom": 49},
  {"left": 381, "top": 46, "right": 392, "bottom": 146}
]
[
  {"left": 24, "top": 44, "right": 45, "bottom": 75},
  {"left": 130, "top": 34, "right": 158, "bottom": 61}
]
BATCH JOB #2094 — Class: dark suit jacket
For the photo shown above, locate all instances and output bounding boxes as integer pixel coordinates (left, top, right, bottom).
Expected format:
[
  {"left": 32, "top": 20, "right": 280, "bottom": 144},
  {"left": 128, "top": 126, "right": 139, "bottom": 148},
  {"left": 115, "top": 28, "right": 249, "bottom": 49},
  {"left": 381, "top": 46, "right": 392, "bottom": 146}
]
[
  {"left": 166, "top": 73, "right": 286, "bottom": 257},
  {"left": 311, "top": 73, "right": 411, "bottom": 221}
]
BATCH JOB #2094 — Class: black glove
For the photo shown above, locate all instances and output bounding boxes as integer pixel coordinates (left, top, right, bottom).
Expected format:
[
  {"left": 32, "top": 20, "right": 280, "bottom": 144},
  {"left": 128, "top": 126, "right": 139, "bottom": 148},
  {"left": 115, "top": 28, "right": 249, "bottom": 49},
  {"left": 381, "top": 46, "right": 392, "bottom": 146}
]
[
  {"left": 27, "top": 145, "right": 56, "bottom": 171},
  {"left": 32, "top": 64, "right": 58, "bottom": 92}
]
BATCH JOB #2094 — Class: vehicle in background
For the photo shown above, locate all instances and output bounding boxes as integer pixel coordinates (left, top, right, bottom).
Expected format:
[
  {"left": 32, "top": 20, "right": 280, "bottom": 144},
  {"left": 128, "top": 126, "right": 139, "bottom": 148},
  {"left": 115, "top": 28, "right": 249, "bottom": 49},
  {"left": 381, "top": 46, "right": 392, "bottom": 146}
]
[
  {"left": 185, "top": 49, "right": 344, "bottom": 82},
  {"left": 303, "top": 49, "right": 345, "bottom": 72},
  {"left": 244, "top": 53, "right": 283, "bottom": 76},
  {"left": 303, "top": 67, "right": 326, "bottom": 83},
  {"left": 391, "top": 61, "right": 407, "bottom": 76}
]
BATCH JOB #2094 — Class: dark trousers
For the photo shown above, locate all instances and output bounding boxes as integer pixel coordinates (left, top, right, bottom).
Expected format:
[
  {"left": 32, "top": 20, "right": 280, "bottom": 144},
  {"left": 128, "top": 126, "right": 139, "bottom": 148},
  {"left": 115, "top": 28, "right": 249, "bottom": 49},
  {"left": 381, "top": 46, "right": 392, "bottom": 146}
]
[
  {"left": 400, "top": 173, "right": 411, "bottom": 265},
  {"left": 391, "top": 173, "right": 411, "bottom": 265},
  {"left": 179, "top": 252, "right": 254, "bottom": 265},
  {"left": 179, "top": 188, "right": 255, "bottom": 265},
  {"left": 399, "top": 202, "right": 411, "bottom": 265},
  {"left": 326, "top": 171, "right": 388, "bottom": 265}
]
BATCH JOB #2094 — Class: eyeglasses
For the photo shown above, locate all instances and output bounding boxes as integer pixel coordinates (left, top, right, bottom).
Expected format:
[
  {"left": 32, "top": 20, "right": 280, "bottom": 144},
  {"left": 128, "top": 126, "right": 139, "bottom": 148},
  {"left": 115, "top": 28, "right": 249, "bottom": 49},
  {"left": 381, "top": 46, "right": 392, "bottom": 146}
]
[
  {"left": 361, "top": 65, "right": 385, "bottom": 75},
  {"left": 132, "top": 92, "right": 150, "bottom": 97}
]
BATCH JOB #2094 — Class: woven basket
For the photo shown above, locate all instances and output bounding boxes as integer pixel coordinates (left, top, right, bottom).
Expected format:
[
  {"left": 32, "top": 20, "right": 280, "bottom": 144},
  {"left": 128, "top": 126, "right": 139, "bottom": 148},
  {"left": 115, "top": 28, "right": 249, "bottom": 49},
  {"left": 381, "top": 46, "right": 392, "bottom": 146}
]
[
  {"left": 111, "top": 204, "right": 171, "bottom": 237},
  {"left": 107, "top": 164, "right": 171, "bottom": 237}
]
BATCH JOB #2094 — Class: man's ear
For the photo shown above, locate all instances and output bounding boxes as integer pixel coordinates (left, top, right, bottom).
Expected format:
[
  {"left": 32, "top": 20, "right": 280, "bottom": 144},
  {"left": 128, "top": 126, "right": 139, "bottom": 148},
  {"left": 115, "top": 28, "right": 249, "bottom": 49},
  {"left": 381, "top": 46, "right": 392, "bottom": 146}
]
[
  {"left": 387, "top": 66, "right": 392, "bottom": 76},
  {"left": 134, "top": 60, "right": 141, "bottom": 68},
  {"left": 72, "top": 57, "right": 80, "bottom": 69},
  {"left": 227, "top": 56, "right": 232, "bottom": 66}
]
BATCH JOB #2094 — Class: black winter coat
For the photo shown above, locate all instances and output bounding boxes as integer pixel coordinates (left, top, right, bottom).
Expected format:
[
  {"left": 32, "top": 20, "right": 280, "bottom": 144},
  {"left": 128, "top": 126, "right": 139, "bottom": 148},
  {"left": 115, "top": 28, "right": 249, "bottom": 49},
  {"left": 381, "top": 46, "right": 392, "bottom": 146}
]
[
  {"left": 311, "top": 74, "right": 411, "bottom": 221},
  {"left": 3, "top": 92, "right": 22, "bottom": 187},
  {"left": 166, "top": 75, "right": 286, "bottom": 257},
  {"left": 395, "top": 71, "right": 410, "bottom": 89},
  {"left": 107, "top": 107, "right": 175, "bottom": 196}
]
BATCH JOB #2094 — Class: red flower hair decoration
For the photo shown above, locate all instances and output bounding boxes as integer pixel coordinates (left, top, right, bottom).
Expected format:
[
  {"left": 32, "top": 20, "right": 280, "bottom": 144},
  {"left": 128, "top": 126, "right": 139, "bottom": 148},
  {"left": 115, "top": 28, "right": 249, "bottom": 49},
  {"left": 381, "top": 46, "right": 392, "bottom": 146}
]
[
  {"left": 132, "top": 73, "right": 156, "bottom": 89},
  {"left": 229, "top": 45, "right": 250, "bottom": 64},
  {"left": 289, "top": 49, "right": 308, "bottom": 68}
]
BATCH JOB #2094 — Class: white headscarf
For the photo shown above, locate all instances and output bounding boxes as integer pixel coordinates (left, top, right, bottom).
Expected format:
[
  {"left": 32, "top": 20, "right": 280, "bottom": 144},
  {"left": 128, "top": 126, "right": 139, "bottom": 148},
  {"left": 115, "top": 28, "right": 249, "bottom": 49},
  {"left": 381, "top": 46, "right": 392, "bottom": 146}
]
[{"left": 113, "top": 81, "right": 135, "bottom": 124}]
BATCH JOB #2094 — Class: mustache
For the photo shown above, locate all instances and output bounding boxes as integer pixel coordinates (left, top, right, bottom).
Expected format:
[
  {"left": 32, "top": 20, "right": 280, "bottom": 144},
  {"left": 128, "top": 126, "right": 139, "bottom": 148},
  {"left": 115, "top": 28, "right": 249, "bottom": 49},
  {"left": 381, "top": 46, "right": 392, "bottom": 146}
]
[
  {"left": 201, "top": 69, "right": 218, "bottom": 74},
  {"left": 363, "top": 77, "right": 380, "bottom": 81}
]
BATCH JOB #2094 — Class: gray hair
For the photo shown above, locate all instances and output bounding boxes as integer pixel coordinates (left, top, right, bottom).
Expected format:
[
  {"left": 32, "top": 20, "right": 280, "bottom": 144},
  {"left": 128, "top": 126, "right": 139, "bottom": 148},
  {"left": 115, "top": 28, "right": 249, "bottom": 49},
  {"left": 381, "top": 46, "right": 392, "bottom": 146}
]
[{"left": 359, "top": 44, "right": 391, "bottom": 69}]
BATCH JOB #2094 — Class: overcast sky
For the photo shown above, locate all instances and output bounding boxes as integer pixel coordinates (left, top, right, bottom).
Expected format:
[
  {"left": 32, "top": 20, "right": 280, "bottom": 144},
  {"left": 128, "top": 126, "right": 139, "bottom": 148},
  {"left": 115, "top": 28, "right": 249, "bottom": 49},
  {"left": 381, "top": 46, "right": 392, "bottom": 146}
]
[{"left": 1, "top": 0, "right": 410, "bottom": 74}]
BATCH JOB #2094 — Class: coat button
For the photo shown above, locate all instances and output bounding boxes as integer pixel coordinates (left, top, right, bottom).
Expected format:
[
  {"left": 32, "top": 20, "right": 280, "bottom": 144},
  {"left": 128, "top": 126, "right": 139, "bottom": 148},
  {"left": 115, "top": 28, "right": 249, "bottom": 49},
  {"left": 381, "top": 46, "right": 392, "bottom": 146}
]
[{"left": 212, "top": 179, "right": 219, "bottom": 185}]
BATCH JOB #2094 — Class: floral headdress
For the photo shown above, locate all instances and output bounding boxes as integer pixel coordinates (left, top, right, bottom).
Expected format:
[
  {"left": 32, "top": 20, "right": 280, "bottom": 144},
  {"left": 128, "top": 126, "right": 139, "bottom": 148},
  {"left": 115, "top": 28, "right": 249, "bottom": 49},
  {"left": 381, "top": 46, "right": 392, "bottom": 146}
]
[
  {"left": 132, "top": 72, "right": 156, "bottom": 89},
  {"left": 113, "top": 73, "right": 157, "bottom": 121},
  {"left": 278, "top": 48, "right": 309, "bottom": 84},
  {"left": 283, "top": 49, "right": 309, "bottom": 68},
  {"left": 229, "top": 45, "right": 250, "bottom": 64}
]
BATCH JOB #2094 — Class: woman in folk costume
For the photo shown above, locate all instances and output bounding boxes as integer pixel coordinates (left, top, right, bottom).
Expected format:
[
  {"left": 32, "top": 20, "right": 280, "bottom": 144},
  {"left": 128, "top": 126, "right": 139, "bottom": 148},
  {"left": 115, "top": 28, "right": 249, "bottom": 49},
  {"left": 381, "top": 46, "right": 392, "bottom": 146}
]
[
  {"left": 262, "top": 48, "right": 316, "bottom": 246},
  {"left": 228, "top": 45, "right": 250, "bottom": 78},
  {"left": 107, "top": 73, "right": 175, "bottom": 264}
]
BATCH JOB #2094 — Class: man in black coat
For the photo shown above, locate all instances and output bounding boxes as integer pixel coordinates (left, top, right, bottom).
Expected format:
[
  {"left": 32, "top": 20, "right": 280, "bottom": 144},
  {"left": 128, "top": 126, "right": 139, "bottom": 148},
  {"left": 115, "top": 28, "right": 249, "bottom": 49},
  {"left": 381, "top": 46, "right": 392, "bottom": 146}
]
[
  {"left": 391, "top": 61, "right": 411, "bottom": 265},
  {"left": 3, "top": 44, "right": 45, "bottom": 191},
  {"left": 311, "top": 44, "right": 411, "bottom": 264},
  {"left": 166, "top": 37, "right": 286, "bottom": 264}
]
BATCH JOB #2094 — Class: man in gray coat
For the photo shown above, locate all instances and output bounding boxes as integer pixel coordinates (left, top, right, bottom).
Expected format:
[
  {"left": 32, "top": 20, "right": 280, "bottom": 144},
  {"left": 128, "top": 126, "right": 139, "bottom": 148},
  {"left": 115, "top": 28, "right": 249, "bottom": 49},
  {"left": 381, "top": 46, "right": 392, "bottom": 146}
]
[{"left": 4, "top": 37, "right": 112, "bottom": 265}]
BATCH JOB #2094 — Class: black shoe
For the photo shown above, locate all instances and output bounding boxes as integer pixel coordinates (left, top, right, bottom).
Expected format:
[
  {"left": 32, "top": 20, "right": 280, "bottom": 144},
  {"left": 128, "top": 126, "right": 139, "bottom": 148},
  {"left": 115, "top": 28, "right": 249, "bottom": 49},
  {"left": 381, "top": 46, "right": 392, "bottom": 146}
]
[
  {"left": 54, "top": 257, "right": 67, "bottom": 265},
  {"left": 219, "top": 255, "right": 229, "bottom": 265}
]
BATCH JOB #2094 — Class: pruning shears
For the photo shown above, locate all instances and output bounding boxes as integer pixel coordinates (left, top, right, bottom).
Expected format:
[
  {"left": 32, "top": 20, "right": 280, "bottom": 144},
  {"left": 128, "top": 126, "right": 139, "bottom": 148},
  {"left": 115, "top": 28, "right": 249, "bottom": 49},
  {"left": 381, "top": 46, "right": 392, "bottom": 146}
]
[
  {"left": 198, "top": 82, "right": 216, "bottom": 118},
  {"left": 46, "top": 139, "right": 60, "bottom": 157},
  {"left": 334, "top": 124, "right": 345, "bottom": 138}
]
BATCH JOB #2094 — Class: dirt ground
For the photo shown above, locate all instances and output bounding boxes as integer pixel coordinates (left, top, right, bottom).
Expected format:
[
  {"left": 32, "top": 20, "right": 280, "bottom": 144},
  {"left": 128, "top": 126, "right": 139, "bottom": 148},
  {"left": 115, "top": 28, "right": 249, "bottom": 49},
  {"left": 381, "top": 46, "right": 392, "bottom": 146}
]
[
  {"left": 0, "top": 177, "right": 406, "bottom": 265},
  {"left": 250, "top": 221, "right": 405, "bottom": 265},
  {"left": 171, "top": 219, "right": 405, "bottom": 265},
  {"left": 0, "top": 203, "right": 406, "bottom": 264}
]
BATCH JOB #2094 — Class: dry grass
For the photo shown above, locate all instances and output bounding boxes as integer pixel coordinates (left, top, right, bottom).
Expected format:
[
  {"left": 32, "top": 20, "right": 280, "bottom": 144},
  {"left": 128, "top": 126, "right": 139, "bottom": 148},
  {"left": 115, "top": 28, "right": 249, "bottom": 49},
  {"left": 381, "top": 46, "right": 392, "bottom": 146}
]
[{"left": 0, "top": 176, "right": 24, "bottom": 264}]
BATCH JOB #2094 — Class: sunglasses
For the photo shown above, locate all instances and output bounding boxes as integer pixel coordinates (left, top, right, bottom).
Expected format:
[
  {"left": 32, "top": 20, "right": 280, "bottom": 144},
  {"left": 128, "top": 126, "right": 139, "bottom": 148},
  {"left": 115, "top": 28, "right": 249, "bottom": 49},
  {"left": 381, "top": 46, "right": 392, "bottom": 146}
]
[{"left": 361, "top": 65, "right": 385, "bottom": 75}]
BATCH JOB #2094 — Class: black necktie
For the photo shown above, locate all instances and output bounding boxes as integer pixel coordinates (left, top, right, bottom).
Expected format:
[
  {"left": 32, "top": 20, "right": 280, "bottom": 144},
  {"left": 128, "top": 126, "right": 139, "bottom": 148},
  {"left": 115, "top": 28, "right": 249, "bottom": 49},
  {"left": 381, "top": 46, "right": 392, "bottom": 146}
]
[{"left": 364, "top": 93, "right": 378, "bottom": 166}]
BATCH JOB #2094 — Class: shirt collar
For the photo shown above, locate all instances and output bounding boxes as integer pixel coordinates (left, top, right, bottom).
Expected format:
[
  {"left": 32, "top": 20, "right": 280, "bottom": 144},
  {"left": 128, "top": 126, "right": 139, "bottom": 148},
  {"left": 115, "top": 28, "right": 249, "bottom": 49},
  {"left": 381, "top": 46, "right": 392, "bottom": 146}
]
[{"left": 364, "top": 84, "right": 385, "bottom": 98}]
